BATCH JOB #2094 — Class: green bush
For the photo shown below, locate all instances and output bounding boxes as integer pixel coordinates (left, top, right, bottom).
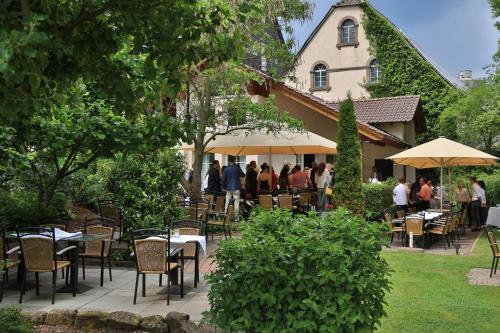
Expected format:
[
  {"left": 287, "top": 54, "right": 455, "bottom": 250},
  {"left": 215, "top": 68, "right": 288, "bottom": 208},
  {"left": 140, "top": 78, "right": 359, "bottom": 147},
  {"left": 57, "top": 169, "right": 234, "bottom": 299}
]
[
  {"left": 0, "top": 306, "right": 34, "bottom": 333},
  {"left": 363, "top": 183, "right": 394, "bottom": 221},
  {"left": 107, "top": 148, "right": 185, "bottom": 230},
  {"left": 207, "top": 208, "right": 390, "bottom": 332}
]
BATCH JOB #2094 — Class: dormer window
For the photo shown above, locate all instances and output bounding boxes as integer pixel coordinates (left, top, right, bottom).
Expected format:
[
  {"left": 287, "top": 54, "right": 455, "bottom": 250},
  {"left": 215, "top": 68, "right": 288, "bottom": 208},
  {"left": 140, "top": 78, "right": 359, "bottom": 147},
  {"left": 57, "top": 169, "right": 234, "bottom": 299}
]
[
  {"left": 337, "top": 17, "right": 359, "bottom": 49},
  {"left": 368, "top": 59, "right": 380, "bottom": 84},
  {"left": 310, "top": 63, "right": 330, "bottom": 92}
]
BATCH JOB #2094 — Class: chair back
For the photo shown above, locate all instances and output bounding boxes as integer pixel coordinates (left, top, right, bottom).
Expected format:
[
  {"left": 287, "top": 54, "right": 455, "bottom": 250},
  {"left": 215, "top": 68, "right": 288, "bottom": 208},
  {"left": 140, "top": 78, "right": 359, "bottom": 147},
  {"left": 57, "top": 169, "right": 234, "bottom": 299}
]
[
  {"left": 405, "top": 217, "right": 424, "bottom": 236},
  {"left": 84, "top": 218, "right": 114, "bottom": 256},
  {"left": 396, "top": 210, "right": 405, "bottom": 219},
  {"left": 132, "top": 228, "right": 170, "bottom": 273},
  {"left": 278, "top": 195, "right": 293, "bottom": 210},
  {"left": 202, "top": 194, "right": 213, "bottom": 205},
  {"left": 487, "top": 232, "right": 500, "bottom": 257},
  {"left": 258, "top": 195, "right": 273, "bottom": 210},
  {"left": 225, "top": 205, "right": 235, "bottom": 226},
  {"left": 298, "top": 192, "right": 311, "bottom": 208},
  {"left": 213, "top": 196, "right": 225, "bottom": 213},
  {"left": 408, "top": 207, "right": 416, "bottom": 213},
  {"left": 171, "top": 220, "right": 201, "bottom": 258},
  {"left": 17, "top": 227, "right": 57, "bottom": 272},
  {"left": 384, "top": 213, "right": 393, "bottom": 228}
]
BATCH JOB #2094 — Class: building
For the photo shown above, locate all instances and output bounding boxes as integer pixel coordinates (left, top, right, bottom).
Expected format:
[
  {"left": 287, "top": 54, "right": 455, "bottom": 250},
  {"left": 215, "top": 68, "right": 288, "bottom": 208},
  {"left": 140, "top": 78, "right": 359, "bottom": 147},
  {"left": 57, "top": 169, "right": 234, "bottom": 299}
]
[{"left": 183, "top": 0, "right": 460, "bottom": 184}]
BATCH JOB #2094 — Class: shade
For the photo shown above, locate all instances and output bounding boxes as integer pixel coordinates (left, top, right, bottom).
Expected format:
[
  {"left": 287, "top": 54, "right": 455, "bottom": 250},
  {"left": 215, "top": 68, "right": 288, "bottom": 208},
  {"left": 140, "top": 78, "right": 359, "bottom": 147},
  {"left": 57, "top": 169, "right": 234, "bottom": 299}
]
[
  {"left": 386, "top": 137, "right": 498, "bottom": 169},
  {"left": 182, "top": 130, "right": 337, "bottom": 156}
]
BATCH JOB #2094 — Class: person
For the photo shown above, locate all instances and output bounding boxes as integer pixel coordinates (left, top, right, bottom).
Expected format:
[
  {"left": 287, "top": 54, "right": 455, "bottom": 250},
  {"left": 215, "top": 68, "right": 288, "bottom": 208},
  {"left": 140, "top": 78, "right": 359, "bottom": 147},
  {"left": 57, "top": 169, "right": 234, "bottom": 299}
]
[
  {"left": 289, "top": 165, "right": 313, "bottom": 190},
  {"left": 393, "top": 177, "right": 409, "bottom": 213},
  {"left": 455, "top": 181, "right": 470, "bottom": 215},
  {"left": 258, "top": 163, "right": 271, "bottom": 193},
  {"left": 417, "top": 177, "right": 431, "bottom": 210},
  {"left": 279, "top": 164, "right": 290, "bottom": 191},
  {"left": 409, "top": 175, "right": 421, "bottom": 211},
  {"left": 478, "top": 180, "right": 488, "bottom": 226},
  {"left": 270, "top": 166, "right": 278, "bottom": 192},
  {"left": 326, "top": 163, "right": 335, "bottom": 185},
  {"left": 310, "top": 162, "right": 318, "bottom": 190},
  {"left": 206, "top": 160, "right": 221, "bottom": 195},
  {"left": 470, "top": 176, "right": 485, "bottom": 231},
  {"left": 245, "top": 161, "right": 258, "bottom": 199},
  {"left": 222, "top": 156, "right": 245, "bottom": 220},
  {"left": 369, "top": 166, "right": 382, "bottom": 183},
  {"left": 315, "top": 162, "right": 331, "bottom": 214}
]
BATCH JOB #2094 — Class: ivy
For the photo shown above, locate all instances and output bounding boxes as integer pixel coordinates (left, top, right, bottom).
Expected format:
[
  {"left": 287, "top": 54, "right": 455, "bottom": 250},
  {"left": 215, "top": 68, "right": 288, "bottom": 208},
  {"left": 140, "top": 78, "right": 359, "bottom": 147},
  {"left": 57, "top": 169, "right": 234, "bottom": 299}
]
[{"left": 361, "top": 3, "right": 460, "bottom": 141}]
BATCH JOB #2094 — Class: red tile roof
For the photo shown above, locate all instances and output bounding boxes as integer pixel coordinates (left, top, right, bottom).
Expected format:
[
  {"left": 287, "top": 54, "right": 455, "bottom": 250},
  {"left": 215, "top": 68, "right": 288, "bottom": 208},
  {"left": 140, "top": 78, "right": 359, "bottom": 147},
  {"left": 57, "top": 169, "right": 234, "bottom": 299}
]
[{"left": 328, "top": 95, "right": 422, "bottom": 124}]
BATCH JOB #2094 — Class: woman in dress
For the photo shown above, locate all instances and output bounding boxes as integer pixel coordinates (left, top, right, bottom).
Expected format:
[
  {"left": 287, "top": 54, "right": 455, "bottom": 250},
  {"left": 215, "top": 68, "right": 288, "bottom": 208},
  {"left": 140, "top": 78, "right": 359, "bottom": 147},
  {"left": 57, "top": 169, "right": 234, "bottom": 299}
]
[
  {"left": 315, "top": 162, "right": 331, "bottom": 214},
  {"left": 278, "top": 164, "right": 290, "bottom": 191}
]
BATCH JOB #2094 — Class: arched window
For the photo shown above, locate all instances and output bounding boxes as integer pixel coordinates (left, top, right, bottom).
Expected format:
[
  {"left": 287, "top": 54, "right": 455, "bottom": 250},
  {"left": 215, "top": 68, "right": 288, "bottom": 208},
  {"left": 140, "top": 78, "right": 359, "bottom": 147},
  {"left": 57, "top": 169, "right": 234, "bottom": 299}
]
[
  {"left": 313, "top": 64, "right": 327, "bottom": 88},
  {"left": 369, "top": 59, "right": 380, "bottom": 84},
  {"left": 341, "top": 19, "right": 356, "bottom": 44}
]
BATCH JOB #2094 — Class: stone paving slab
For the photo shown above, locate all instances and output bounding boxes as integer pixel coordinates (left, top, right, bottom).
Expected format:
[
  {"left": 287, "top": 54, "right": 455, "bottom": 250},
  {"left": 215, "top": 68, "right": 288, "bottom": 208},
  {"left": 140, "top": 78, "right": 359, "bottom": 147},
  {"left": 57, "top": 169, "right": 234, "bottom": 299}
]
[{"left": 467, "top": 268, "right": 500, "bottom": 286}]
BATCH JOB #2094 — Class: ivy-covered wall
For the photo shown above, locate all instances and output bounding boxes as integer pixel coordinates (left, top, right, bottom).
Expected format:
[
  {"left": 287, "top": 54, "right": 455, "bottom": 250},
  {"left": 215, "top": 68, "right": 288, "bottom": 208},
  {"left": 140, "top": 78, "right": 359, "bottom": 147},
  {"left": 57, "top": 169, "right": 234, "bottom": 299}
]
[{"left": 361, "top": 3, "right": 460, "bottom": 142}]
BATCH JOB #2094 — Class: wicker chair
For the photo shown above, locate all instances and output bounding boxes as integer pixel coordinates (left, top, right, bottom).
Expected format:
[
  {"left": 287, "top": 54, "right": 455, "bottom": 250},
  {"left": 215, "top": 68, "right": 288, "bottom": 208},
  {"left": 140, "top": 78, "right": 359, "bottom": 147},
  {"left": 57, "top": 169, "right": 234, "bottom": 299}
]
[
  {"left": 16, "top": 227, "right": 76, "bottom": 304},
  {"left": 171, "top": 220, "right": 202, "bottom": 288},
  {"left": 396, "top": 210, "right": 405, "bottom": 219},
  {"left": 0, "top": 228, "right": 21, "bottom": 302},
  {"left": 278, "top": 194, "right": 294, "bottom": 210},
  {"left": 487, "top": 231, "right": 500, "bottom": 278},
  {"left": 384, "top": 213, "right": 405, "bottom": 246},
  {"left": 132, "top": 229, "right": 183, "bottom": 305},
  {"left": 258, "top": 195, "right": 274, "bottom": 210},
  {"left": 429, "top": 215, "right": 451, "bottom": 249},
  {"left": 207, "top": 204, "right": 234, "bottom": 240},
  {"left": 98, "top": 200, "right": 123, "bottom": 241},
  {"left": 298, "top": 192, "right": 312, "bottom": 212},
  {"left": 405, "top": 216, "right": 424, "bottom": 248},
  {"left": 79, "top": 217, "right": 114, "bottom": 287}
]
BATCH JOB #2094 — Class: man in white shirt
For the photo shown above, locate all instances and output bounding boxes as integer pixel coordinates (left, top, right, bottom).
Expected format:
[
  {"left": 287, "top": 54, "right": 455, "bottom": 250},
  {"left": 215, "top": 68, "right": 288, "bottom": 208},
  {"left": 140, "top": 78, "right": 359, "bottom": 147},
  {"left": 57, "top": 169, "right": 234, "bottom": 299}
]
[
  {"left": 470, "top": 176, "right": 485, "bottom": 230},
  {"left": 393, "top": 177, "right": 409, "bottom": 213}
]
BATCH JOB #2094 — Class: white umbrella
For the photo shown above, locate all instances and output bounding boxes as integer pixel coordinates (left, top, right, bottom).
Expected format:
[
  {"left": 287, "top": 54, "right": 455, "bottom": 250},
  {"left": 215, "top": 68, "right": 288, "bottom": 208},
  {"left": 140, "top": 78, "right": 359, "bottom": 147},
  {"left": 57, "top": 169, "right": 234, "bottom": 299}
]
[{"left": 387, "top": 136, "right": 498, "bottom": 211}]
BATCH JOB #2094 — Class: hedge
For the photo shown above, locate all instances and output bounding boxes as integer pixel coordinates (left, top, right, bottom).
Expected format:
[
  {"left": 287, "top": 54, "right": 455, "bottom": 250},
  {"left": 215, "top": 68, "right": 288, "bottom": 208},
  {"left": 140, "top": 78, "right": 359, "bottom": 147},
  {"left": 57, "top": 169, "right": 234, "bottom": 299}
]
[{"left": 363, "top": 183, "right": 394, "bottom": 221}]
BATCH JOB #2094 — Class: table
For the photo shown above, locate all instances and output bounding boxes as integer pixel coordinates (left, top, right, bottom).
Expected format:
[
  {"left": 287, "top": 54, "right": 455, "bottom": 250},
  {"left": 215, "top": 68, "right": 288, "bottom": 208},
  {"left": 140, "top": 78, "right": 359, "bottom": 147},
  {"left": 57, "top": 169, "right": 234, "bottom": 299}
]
[
  {"left": 486, "top": 207, "right": 500, "bottom": 228},
  {"left": 7, "top": 231, "right": 109, "bottom": 294}
]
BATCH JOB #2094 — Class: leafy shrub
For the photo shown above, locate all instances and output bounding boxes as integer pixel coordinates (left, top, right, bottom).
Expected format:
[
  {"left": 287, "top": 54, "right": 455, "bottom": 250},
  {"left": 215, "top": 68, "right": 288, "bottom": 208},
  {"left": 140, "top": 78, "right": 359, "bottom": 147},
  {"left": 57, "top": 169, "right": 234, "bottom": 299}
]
[
  {"left": 107, "top": 148, "right": 185, "bottom": 230},
  {"left": 481, "top": 173, "right": 500, "bottom": 205},
  {"left": 363, "top": 183, "right": 394, "bottom": 221},
  {"left": 0, "top": 306, "right": 34, "bottom": 333},
  {"left": 0, "top": 189, "right": 70, "bottom": 227},
  {"left": 207, "top": 208, "right": 390, "bottom": 332}
]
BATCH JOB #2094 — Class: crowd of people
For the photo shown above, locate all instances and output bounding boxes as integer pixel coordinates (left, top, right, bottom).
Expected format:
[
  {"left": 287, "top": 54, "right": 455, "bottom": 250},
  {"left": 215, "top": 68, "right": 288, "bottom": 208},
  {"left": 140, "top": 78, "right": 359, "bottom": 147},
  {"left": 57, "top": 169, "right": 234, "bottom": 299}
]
[
  {"left": 202, "top": 158, "right": 336, "bottom": 215},
  {"left": 392, "top": 175, "right": 488, "bottom": 231}
]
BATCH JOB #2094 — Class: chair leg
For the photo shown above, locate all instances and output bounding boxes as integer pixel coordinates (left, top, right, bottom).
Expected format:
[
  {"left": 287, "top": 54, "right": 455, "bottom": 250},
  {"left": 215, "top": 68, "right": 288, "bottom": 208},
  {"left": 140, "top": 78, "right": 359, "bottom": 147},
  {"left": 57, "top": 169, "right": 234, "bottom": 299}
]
[
  {"left": 108, "top": 255, "right": 112, "bottom": 282},
  {"left": 35, "top": 272, "right": 39, "bottom": 296},
  {"left": 82, "top": 257, "right": 86, "bottom": 280},
  {"left": 65, "top": 266, "right": 69, "bottom": 286},
  {"left": 194, "top": 254, "right": 199, "bottom": 288},
  {"left": 180, "top": 259, "right": 184, "bottom": 299},
  {"left": 166, "top": 271, "right": 170, "bottom": 306},
  {"left": 61, "top": 267, "right": 65, "bottom": 279},
  {"left": 159, "top": 274, "right": 163, "bottom": 287},
  {"left": 52, "top": 270, "right": 57, "bottom": 304},
  {"left": 142, "top": 273, "right": 146, "bottom": 297},
  {"left": 100, "top": 256, "right": 104, "bottom": 287},
  {"left": 495, "top": 257, "right": 499, "bottom": 275},
  {"left": 0, "top": 270, "right": 6, "bottom": 302},
  {"left": 491, "top": 257, "right": 496, "bottom": 278},
  {"left": 19, "top": 270, "right": 26, "bottom": 304},
  {"left": 390, "top": 233, "right": 394, "bottom": 244},
  {"left": 133, "top": 272, "right": 139, "bottom": 304}
]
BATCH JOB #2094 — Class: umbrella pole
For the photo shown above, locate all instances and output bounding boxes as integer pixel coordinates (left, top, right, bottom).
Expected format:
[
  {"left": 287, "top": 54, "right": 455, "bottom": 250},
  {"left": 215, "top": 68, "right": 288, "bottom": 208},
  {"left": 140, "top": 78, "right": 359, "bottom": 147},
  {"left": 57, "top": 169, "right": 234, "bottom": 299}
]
[
  {"left": 269, "top": 146, "right": 273, "bottom": 190},
  {"left": 440, "top": 164, "right": 443, "bottom": 213},
  {"left": 448, "top": 168, "right": 451, "bottom": 203}
]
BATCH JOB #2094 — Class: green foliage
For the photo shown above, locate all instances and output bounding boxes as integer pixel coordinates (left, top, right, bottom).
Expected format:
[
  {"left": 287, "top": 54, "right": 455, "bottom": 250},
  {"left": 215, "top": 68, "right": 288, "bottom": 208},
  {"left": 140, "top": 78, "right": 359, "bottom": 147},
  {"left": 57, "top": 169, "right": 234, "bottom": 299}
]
[
  {"left": 333, "top": 96, "right": 364, "bottom": 215},
  {"left": 490, "top": 0, "right": 500, "bottom": 62},
  {"left": 438, "top": 75, "right": 500, "bottom": 155},
  {"left": 0, "top": 189, "right": 70, "bottom": 227},
  {"left": 207, "top": 208, "right": 390, "bottom": 332},
  {"left": 0, "top": 306, "right": 34, "bottom": 333},
  {"left": 107, "top": 149, "right": 185, "bottom": 230},
  {"left": 449, "top": 168, "right": 500, "bottom": 206},
  {"left": 363, "top": 183, "right": 394, "bottom": 221},
  {"left": 362, "top": 4, "right": 459, "bottom": 141}
]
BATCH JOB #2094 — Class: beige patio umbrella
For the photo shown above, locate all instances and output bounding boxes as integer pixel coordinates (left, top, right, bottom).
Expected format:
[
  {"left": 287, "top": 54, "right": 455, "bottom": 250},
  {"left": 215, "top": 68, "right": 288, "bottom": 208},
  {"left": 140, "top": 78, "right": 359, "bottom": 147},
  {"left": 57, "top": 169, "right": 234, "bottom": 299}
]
[
  {"left": 387, "top": 136, "right": 498, "bottom": 211},
  {"left": 182, "top": 130, "right": 336, "bottom": 163}
]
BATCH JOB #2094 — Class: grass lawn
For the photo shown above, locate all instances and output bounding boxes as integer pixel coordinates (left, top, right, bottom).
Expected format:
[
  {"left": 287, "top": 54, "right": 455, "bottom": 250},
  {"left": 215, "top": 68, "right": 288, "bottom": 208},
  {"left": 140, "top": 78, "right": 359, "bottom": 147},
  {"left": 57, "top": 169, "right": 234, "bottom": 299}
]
[{"left": 378, "top": 230, "right": 500, "bottom": 333}]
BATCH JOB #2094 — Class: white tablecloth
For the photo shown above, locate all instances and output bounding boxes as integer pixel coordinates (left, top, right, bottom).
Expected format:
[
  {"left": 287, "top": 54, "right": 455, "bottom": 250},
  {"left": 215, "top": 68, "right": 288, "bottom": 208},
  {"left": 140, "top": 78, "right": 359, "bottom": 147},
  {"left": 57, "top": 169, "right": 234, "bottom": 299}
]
[
  {"left": 148, "top": 235, "right": 207, "bottom": 257},
  {"left": 486, "top": 207, "right": 500, "bottom": 228},
  {"left": 423, "top": 212, "right": 443, "bottom": 221},
  {"left": 16, "top": 228, "right": 82, "bottom": 241}
]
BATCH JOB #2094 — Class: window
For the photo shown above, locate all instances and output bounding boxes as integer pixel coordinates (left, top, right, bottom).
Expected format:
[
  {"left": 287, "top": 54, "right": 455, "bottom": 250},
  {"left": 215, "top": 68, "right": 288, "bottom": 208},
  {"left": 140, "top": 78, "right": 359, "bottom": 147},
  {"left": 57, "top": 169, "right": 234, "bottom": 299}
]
[
  {"left": 341, "top": 19, "right": 356, "bottom": 44},
  {"left": 369, "top": 59, "right": 380, "bottom": 84},
  {"left": 313, "top": 64, "right": 327, "bottom": 89}
]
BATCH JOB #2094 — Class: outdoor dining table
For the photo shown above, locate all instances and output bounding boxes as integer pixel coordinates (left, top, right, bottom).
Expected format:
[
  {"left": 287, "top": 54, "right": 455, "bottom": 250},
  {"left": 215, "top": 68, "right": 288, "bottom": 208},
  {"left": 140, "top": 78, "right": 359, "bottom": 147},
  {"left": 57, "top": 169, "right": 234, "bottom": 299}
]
[
  {"left": 486, "top": 206, "right": 500, "bottom": 228},
  {"left": 7, "top": 230, "right": 109, "bottom": 294}
]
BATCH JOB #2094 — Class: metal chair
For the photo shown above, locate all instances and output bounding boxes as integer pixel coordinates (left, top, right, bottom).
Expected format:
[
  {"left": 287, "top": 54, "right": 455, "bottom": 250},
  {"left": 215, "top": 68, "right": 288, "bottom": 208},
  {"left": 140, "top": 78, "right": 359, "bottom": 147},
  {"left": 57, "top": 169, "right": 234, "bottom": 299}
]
[
  {"left": 258, "top": 195, "right": 274, "bottom": 210},
  {"left": 487, "top": 231, "right": 500, "bottom": 278},
  {"left": 79, "top": 217, "right": 114, "bottom": 286},
  {"left": 132, "top": 229, "right": 184, "bottom": 305},
  {"left": 277, "top": 194, "right": 294, "bottom": 210},
  {"left": 207, "top": 204, "right": 235, "bottom": 240},
  {"left": 384, "top": 213, "right": 405, "bottom": 246},
  {"left": 98, "top": 200, "right": 123, "bottom": 241},
  {"left": 0, "top": 228, "right": 21, "bottom": 302},
  {"left": 16, "top": 227, "right": 76, "bottom": 304},
  {"left": 405, "top": 216, "right": 425, "bottom": 248},
  {"left": 171, "top": 219, "right": 203, "bottom": 288}
]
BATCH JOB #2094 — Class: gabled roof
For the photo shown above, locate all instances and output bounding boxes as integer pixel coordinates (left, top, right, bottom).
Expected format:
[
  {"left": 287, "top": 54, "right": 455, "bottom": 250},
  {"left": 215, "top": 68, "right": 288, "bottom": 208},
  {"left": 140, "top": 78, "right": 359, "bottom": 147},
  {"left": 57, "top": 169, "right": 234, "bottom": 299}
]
[
  {"left": 295, "top": 0, "right": 458, "bottom": 87},
  {"left": 328, "top": 95, "right": 426, "bottom": 132}
]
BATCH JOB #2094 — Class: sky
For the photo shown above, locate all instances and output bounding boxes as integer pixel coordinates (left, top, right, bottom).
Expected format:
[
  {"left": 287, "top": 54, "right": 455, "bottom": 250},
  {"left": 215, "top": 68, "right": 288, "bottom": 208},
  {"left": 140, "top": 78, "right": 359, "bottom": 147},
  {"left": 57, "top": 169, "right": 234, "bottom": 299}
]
[{"left": 291, "top": 0, "right": 499, "bottom": 79}]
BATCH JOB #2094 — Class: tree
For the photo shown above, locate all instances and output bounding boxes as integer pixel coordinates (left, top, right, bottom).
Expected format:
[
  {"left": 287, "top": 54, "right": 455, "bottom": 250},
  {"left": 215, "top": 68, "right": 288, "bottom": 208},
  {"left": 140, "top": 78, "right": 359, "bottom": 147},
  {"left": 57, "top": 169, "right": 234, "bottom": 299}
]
[
  {"left": 179, "top": 63, "right": 302, "bottom": 197},
  {"left": 177, "top": 0, "right": 312, "bottom": 198},
  {"left": 333, "top": 95, "right": 364, "bottom": 215},
  {"left": 489, "top": 0, "right": 500, "bottom": 62},
  {"left": 438, "top": 74, "right": 500, "bottom": 155}
]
